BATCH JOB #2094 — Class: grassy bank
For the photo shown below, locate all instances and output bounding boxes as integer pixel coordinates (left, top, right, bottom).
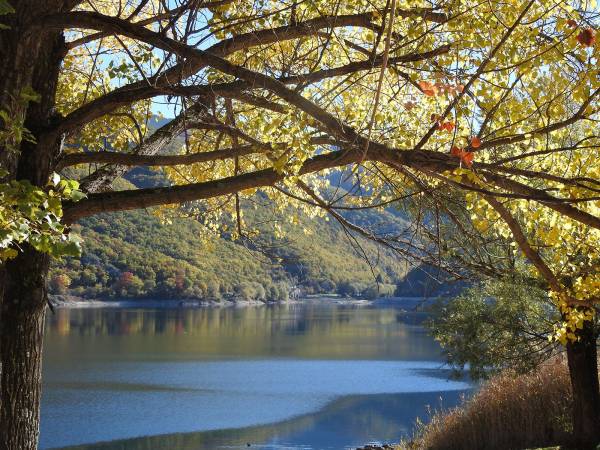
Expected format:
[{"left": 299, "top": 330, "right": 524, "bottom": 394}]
[{"left": 401, "top": 358, "right": 585, "bottom": 450}]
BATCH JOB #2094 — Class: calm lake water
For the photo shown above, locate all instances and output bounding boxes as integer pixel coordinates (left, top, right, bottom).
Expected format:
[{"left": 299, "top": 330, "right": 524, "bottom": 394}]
[{"left": 40, "top": 302, "right": 471, "bottom": 450}]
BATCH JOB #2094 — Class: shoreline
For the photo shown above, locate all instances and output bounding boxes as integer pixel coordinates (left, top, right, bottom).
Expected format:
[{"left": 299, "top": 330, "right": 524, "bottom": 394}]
[{"left": 48, "top": 294, "right": 378, "bottom": 309}]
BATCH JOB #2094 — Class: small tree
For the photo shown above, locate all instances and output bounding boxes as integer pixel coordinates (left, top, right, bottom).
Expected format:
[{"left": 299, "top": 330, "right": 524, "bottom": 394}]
[
  {"left": 49, "top": 274, "right": 71, "bottom": 295},
  {"left": 427, "top": 277, "right": 559, "bottom": 380}
]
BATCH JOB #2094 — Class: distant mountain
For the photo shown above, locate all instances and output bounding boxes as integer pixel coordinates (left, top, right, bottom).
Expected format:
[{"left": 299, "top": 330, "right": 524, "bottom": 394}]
[
  {"left": 394, "top": 264, "right": 468, "bottom": 298},
  {"left": 147, "top": 115, "right": 174, "bottom": 130}
]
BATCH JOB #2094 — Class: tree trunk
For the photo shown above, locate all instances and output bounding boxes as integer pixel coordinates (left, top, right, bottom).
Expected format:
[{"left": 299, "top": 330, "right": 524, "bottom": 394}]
[
  {"left": 0, "top": 4, "right": 68, "bottom": 449},
  {"left": 0, "top": 249, "right": 49, "bottom": 450},
  {"left": 565, "top": 319, "right": 600, "bottom": 450}
]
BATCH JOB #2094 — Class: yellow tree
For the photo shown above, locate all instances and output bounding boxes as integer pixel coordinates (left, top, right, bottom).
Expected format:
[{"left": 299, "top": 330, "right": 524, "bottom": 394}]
[{"left": 0, "top": 0, "right": 599, "bottom": 449}]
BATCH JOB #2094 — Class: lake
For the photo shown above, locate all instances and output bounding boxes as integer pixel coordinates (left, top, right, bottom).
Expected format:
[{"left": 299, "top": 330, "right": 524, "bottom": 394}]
[{"left": 40, "top": 301, "right": 471, "bottom": 450}]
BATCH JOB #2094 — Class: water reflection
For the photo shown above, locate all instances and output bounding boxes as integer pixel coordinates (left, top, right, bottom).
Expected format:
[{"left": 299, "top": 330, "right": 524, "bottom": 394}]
[
  {"left": 44, "top": 303, "right": 440, "bottom": 361},
  {"left": 52, "top": 391, "right": 469, "bottom": 450},
  {"left": 41, "top": 304, "right": 469, "bottom": 450}
]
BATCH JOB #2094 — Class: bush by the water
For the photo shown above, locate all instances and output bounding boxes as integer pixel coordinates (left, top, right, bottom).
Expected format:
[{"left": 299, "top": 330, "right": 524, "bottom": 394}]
[
  {"left": 426, "top": 279, "right": 557, "bottom": 380},
  {"left": 404, "top": 359, "right": 577, "bottom": 450}
]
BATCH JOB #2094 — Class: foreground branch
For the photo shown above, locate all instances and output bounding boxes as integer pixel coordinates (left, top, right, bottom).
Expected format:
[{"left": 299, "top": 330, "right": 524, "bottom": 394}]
[
  {"left": 57, "top": 145, "right": 260, "bottom": 170},
  {"left": 63, "top": 147, "right": 365, "bottom": 223}
]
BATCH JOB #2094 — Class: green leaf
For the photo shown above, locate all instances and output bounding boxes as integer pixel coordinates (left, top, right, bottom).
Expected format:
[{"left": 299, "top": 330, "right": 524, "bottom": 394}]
[
  {"left": 20, "top": 86, "right": 40, "bottom": 103},
  {"left": 0, "top": 0, "right": 14, "bottom": 15},
  {"left": 0, "top": 248, "right": 18, "bottom": 260},
  {"left": 51, "top": 236, "right": 83, "bottom": 258},
  {"left": 69, "top": 190, "right": 87, "bottom": 202}
]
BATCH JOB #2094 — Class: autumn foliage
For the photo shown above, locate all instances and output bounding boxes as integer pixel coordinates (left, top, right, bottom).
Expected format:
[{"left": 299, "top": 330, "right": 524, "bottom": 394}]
[{"left": 0, "top": 0, "right": 600, "bottom": 448}]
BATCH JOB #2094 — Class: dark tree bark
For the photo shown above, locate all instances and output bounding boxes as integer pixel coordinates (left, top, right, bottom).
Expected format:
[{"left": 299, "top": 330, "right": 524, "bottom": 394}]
[
  {"left": 0, "top": 249, "right": 50, "bottom": 450},
  {"left": 565, "top": 319, "right": 600, "bottom": 450},
  {"left": 0, "top": 3, "right": 68, "bottom": 449}
]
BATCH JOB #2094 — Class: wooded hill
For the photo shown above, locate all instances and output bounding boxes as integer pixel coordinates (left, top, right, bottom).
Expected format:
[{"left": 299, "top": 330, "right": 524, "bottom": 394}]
[{"left": 50, "top": 171, "right": 413, "bottom": 301}]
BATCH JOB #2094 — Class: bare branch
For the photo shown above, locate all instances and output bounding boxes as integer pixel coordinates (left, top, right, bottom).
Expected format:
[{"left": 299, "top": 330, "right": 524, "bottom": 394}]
[{"left": 63, "top": 147, "right": 362, "bottom": 222}]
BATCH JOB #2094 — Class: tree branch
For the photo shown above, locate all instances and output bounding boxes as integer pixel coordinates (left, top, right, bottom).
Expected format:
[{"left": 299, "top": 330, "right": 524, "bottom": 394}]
[
  {"left": 63, "top": 147, "right": 364, "bottom": 223},
  {"left": 76, "top": 97, "right": 212, "bottom": 192},
  {"left": 57, "top": 144, "right": 260, "bottom": 170},
  {"left": 45, "top": 10, "right": 419, "bottom": 134},
  {"left": 279, "top": 44, "right": 451, "bottom": 85},
  {"left": 65, "top": 1, "right": 235, "bottom": 50},
  {"left": 480, "top": 170, "right": 600, "bottom": 231},
  {"left": 484, "top": 196, "right": 585, "bottom": 305}
]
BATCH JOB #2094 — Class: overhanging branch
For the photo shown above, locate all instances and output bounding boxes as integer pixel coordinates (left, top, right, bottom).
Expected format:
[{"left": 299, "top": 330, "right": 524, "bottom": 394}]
[
  {"left": 63, "top": 147, "right": 365, "bottom": 223},
  {"left": 57, "top": 145, "right": 260, "bottom": 170},
  {"left": 46, "top": 10, "right": 433, "bottom": 134}
]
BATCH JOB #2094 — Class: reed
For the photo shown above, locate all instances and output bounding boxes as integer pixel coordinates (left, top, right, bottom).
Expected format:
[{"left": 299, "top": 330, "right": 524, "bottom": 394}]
[{"left": 403, "top": 358, "right": 577, "bottom": 450}]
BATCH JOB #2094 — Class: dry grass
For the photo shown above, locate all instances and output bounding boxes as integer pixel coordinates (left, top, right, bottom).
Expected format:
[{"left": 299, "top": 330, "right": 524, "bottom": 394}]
[{"left": 402, "top": 358, "right": 575, "bottom": 450}]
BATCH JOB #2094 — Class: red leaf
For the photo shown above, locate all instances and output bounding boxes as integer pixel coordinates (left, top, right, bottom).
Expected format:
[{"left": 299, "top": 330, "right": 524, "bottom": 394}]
[
  {"left": 418, "top": 81, "right": 438, "bottom": 97},
  {"left": 450, "top": 146, "right": 475, "bottom": 167},
  {"left": 576, "top": 28, "right": 596, "bottom": 47},
  {"left": 451, "top": 146, "right": 462, "bottom": 157},
  {"left": 470, "top": 136, "right": 482, "bottom": 148},
  {"left": 567, "top": 19, "right": 578, "bottom": 28},
  {"left": 462, "top": 151, "right": 475, "bottom": 167},
  {"left": 436, "top": 120, "right": 455, "bottom": 132},
  {"left": 444, "top": 122, "right": 455, "bottom": 132}
]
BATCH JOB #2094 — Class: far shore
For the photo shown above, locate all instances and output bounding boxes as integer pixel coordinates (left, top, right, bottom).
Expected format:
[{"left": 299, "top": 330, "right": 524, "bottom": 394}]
[
  {"left": 48, "top": 294, "right": 383, "bottom": 309},
  {"left": 49, "top": 294, "right": 440, "bottom": 310}
]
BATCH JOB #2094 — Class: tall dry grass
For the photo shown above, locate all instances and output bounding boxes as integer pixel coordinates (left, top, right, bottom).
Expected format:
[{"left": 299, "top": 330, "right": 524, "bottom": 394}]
[{"left": 404, "top": 358, "right": 577, "bottom": 450}]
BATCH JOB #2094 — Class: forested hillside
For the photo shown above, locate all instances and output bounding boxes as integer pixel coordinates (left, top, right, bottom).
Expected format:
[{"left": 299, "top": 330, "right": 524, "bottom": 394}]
[{"left": 50, "top": 173, "right": 411, "bottom": 301}]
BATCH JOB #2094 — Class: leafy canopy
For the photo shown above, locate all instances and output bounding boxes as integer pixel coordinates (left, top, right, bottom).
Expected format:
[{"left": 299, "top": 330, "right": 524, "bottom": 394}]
[{"left": 2, "top": 0, "right": 599, "bottom": 343}]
